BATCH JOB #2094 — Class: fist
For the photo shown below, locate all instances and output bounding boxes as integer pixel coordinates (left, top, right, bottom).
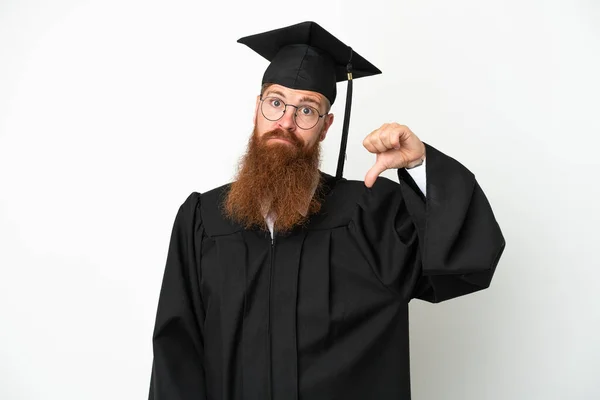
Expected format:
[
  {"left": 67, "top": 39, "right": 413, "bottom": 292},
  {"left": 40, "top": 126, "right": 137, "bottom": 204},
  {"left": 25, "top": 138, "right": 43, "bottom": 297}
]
[{"left": 363, "top": 123, "right": 425, "bottom": 188}]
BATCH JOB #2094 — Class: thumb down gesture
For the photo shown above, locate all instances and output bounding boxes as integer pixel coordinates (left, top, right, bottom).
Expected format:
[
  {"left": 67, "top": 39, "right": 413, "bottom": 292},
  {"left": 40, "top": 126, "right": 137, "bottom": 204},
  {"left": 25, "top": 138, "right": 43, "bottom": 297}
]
[{"left": 363, "top": 123, "right": 426, "bottom": 188}]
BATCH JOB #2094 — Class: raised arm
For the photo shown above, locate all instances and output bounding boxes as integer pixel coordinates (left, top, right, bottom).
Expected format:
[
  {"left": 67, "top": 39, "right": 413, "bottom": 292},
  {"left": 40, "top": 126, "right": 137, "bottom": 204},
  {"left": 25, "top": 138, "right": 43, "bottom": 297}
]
[{"left": 398, "top": 144, "right": 505, "bottom": 302}]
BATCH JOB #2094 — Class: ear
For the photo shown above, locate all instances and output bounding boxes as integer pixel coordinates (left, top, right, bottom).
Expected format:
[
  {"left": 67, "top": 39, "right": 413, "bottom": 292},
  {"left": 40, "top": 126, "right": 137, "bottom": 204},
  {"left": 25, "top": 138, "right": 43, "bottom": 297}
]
[
  {"left": 253, "top": 95, "right": 261, "bottom": 125},
  {"left": 319, "top": 113, "right": 335, "bottom": 141}
]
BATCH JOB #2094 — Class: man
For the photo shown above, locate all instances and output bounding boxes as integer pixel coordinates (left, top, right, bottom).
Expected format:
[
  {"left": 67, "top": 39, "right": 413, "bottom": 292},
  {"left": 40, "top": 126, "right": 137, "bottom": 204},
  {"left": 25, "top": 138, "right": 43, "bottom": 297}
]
[{"left": 149, "top": 21, "right": 505, "bottom": 400}]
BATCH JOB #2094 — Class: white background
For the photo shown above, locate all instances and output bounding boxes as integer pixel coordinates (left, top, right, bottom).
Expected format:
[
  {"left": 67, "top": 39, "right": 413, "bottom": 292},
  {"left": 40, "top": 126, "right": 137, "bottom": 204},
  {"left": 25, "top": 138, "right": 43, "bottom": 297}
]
[{"left": 1, "top": 0, "right": 599, "bottom": 399}]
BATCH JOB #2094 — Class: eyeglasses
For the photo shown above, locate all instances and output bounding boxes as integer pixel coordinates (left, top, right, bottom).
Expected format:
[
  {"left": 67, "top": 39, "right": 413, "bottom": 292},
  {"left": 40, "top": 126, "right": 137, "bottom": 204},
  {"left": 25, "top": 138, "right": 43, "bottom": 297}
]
[{"left": 259, "top": 96, "right": 327, "bottom": 130}]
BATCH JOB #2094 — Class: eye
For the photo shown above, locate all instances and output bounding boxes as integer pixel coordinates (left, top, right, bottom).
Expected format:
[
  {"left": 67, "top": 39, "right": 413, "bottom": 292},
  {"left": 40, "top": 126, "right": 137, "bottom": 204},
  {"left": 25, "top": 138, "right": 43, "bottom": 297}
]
[
  {"left": 300, "top": 106, "right": 314, "bottom": 116},
  {"left": 270, "top": 98, "right": 283, "bottom": 108}
]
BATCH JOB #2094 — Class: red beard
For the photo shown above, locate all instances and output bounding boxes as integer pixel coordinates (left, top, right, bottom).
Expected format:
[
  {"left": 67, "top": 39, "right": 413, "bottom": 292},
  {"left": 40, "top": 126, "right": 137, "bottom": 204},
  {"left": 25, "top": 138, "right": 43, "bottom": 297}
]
[{"left": 223, "top": 127, "right": 323, "bottom": 233}]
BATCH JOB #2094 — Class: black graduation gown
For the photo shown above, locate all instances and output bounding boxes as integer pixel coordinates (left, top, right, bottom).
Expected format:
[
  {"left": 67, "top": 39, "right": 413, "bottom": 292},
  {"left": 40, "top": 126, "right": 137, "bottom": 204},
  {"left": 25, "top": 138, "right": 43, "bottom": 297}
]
[{"left": 149, "top": 144, "right": 505, "bottom": 400}]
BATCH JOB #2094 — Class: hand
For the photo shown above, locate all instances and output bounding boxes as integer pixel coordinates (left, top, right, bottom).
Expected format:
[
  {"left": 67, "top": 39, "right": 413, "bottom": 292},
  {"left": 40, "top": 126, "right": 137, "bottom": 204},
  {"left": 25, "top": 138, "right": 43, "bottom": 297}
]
[{"left": 363, "top": 123, "right": 426, "bottom": 188}]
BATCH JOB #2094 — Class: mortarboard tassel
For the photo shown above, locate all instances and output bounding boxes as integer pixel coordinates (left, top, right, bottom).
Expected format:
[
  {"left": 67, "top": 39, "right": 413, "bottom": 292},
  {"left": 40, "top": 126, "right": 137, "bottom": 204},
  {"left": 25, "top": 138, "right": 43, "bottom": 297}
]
[{"left": 336, "top": 47, "right": 354, "bottom": 180}]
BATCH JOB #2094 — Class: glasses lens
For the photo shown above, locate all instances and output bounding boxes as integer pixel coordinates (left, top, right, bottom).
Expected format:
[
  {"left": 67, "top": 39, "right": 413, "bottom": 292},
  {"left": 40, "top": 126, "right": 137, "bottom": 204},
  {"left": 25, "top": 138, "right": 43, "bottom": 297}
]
[
  {"left": 295, "top": 105, "right": 319, "bottom": 129},
  {"left": 261, "top": 97, "right": 285, "bottom": 121}
]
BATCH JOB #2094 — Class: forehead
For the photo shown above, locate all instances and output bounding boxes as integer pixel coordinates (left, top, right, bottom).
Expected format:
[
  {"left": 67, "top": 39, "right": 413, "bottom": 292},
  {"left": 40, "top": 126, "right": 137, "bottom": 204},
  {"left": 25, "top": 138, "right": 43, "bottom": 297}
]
[{"left": 263, "top": 84, "right": 325, "bottom": 104}]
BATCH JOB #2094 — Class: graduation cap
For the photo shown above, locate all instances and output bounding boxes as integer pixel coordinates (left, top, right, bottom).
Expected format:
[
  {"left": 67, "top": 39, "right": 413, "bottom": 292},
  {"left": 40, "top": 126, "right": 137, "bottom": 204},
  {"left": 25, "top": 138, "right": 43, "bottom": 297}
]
[{"left": 237, "top": 21, "right": 381, "bottom": 179}]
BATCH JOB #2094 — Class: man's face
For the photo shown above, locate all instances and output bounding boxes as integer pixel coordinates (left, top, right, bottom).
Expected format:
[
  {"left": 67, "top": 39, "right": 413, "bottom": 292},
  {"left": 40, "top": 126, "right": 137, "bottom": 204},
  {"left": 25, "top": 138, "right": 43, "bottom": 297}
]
[{"left": 253, "top": 84, "right": 335, "bottom": 150}]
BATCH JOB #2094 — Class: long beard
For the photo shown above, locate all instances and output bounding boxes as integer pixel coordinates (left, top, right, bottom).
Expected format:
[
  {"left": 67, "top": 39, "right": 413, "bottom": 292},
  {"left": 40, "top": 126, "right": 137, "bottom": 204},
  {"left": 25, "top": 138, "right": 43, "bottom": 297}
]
[{"left": 224, "top": 127, "right": 323, "bottom": 233}]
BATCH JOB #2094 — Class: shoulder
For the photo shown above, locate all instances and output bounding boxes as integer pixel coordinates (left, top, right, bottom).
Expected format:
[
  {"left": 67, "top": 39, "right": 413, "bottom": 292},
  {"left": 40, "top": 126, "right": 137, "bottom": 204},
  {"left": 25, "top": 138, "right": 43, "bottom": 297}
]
[
  {"left": 199, "top": 182, "right": 231, "bottom": 211},
  {"left": 171, "top": 183, "right": 235, "bottom": 235},
  {"left": 196, "top": 183, "right": 243, "bottom": 237},
  {"left": 351, "top": 177, "right": 404, "bottom": 215},
  {"left": 308, "top": 173, "right": 403, "bottom": 229},
  {"left": 325, "top": 173, "right": 401, "bottom": 204},
  {"left": 175, "top": 191, "right": 202, "bottom": 220},
  {"left": 177, "top": 182, "right": 231, "bottom": 216}
]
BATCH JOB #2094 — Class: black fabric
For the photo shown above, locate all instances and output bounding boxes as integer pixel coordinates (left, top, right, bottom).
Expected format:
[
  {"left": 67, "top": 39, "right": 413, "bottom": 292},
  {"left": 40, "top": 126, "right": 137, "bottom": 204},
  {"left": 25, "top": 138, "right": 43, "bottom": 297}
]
[
  {"left": 336, "top": 72, "right": 353, "bottom": 179},
  {"left": 149, "top": 144, "right": 506, "bottom": 400},
  {"left": 237, "top": 21, "right": 381, "bottom": 104}
]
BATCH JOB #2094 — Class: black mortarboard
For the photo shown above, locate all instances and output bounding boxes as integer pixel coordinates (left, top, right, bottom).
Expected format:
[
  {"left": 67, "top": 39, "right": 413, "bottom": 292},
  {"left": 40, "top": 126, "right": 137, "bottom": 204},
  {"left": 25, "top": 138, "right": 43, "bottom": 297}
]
[{"left": 237, "top": 21, "right": 382, "bottom": 179}]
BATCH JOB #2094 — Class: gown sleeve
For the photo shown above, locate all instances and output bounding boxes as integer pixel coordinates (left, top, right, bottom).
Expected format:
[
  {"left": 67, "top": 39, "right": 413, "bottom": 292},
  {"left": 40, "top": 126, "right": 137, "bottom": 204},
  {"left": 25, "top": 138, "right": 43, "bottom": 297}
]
[
  {"left": 149, "top": 192, "right": 207, "bottom": 400},
  {"left": 405, "top": 158, "right": 427, "bottom": 196},
  {"left": 397, "top": 143, "right": 506, "bottom": 303}
]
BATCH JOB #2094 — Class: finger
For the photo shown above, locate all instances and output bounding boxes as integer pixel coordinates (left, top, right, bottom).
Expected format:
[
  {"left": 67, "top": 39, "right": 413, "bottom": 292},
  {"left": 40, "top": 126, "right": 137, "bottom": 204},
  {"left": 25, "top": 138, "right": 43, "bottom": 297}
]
[
  {"left": 362, "top": 136, "right": 378, "bottom": 153},
  {"left": 398, "top": 125, "right": 412, "bottom": 142},
  {"left": 369, "top": 135, "right": 389, "bottom": 153},
  {"left": 363, "top": 134, "right": 387, "bottom": 154},
  {"left": 379, "top": 129, "right": 394, "bottom": 150},
  {"left": 389, "top": 130, "right": 401, "bottom": 149},
  {"left": 364, "top": 160, "right": 388, "bottom": 188},
  {"left": 382, "top": 124, "right": 406, "bottom": 150},
  {"left": 363, "top": 125, "right": 388, "bottom": 152}
]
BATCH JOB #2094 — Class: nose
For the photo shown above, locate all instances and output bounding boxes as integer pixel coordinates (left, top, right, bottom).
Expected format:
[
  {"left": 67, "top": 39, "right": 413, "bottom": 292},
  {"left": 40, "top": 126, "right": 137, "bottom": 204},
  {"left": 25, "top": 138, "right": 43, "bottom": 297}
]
[{"left": 277, "top": 106, "right": 296, "bottom": 131}]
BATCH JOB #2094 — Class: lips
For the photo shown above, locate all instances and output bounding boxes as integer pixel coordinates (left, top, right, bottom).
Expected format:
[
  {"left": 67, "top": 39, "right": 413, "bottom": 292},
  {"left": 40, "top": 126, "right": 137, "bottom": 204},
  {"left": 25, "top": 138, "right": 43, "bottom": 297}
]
[
  {"left": 268, "top": 137, "right": 293, "bottom": 144},
  {"left": 262, "top": 129, "right": 303, "bottom": 147}
]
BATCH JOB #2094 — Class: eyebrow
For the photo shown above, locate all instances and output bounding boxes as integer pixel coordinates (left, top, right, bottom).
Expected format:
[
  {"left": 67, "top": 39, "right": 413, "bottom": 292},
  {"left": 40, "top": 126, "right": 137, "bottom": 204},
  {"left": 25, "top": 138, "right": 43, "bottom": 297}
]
[{"left": 265, "top": 89, "right": 323, "bottom": 108}]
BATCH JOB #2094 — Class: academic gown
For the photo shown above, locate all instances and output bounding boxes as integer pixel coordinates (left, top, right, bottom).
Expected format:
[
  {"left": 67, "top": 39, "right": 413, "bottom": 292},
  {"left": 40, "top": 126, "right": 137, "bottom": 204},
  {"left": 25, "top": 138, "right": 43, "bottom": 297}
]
[{"left": 149, "top": 143, "right": 505, "bottom": 400}]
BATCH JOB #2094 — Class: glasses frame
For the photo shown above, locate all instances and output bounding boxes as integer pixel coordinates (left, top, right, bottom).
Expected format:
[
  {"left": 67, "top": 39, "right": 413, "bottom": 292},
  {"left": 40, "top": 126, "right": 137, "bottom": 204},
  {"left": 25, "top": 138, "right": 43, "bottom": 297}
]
[{"left": 259, "top": 95, "right": 327, "bottom": 130}]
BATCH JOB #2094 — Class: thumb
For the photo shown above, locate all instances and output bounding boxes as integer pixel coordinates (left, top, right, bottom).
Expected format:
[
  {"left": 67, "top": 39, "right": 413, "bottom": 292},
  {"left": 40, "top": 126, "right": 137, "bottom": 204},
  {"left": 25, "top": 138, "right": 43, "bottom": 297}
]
[{"left": 364, "top": 160, "right": 388, "bottom": 188}]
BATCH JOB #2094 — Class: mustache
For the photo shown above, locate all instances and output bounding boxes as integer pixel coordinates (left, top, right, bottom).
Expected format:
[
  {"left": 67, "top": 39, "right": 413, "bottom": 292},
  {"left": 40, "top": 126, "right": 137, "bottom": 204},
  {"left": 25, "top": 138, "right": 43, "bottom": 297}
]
[{"left": 260, "top": 128, "right": 304, "bottom": 148}]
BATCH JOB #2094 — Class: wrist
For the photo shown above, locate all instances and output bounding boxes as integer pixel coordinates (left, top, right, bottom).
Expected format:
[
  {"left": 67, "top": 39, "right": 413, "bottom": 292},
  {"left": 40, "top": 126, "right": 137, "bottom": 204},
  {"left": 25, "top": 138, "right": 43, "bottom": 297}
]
[
  {"left": 406, "top": 157, "right": 425, "bottom": 169},
  {"left": 406, "top": 145, "right": 426, "bottom": 169}
]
